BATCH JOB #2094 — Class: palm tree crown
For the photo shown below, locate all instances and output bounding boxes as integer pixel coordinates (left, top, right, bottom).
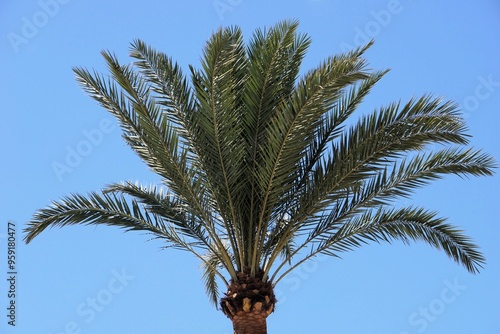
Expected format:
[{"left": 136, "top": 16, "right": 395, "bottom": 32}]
[{"left": 25, "top": 19, "right": 495, "bottom": 333}]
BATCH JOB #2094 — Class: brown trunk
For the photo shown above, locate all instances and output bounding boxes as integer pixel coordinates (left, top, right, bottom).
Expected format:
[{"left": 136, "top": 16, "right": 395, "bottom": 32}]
[
  {"left": 232, "top": 311, "right": 268, "bottom": 334},
  {"left": 221, "top": 268, "right": 276, "bottom": 334}
]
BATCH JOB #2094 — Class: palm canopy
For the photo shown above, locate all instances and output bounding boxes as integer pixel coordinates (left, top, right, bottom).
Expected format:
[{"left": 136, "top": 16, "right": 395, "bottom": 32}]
[{"left": 25, "top": 20, "right": 494, "bottom": 306}]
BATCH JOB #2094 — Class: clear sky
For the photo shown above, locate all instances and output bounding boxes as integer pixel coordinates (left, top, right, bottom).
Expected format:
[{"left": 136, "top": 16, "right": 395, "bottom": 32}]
[{"left": 1, "top": 1, "right": 499, "bottom": 333}]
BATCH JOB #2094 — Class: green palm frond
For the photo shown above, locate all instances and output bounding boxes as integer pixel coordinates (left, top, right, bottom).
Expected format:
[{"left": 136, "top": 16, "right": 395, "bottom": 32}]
[
  {"left": 296, "top": 96, "right": 476, "bottom": 222},
  {"left": 73, "top": 62, "right": 193, "bottom": 193},
  {"left": 273, "top": 206, "right": 485, "bottom": 284},
  {"left": 308, "top": 148, "right": 494, "bottom": 235},
  {"left": 265, "top": 95, "right": 494, "bottom": 279},
  {"left": 298, "top": 70, "right": 390, "bottom": 185},
  {"left": 187, "top": 26, "right": 249, "bottom": 268},
  {"left": 129, "top": 39, "right": 195, "bottom": 133},
  {"left": 250, "top": 42, "right": 376, "bottom": 277},
  {"left": 23, "top": 191, "right": 192, "bottom": 248},
  {"left": 200, "top": 249, "right": 226, "bottom": 307},
  {"left": 104, "top": 181, "right": 209, "bottom": 245},
  {"left": 74, "top": 54, "right": 239, "bottom": 279},
  {"left": 321, "top": 207, "right": 485, "bottom": 272},
  {"left": 26, "top": 20, "right": 495, "bottom": 307},
  {"left": 242, "top": 19, "right": 313, "bottom": 274}
]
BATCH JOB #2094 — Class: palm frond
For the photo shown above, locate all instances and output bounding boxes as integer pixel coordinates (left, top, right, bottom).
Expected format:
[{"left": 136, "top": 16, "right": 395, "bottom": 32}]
[
  {"left": 73, "top": 62, "right": 194, "bottom": 197},
  {"left": 298, "top": 70, "right": 390, "bottom": 189},
  {"left": 242, "top": 19, "right": 313, "bottom": 273},
  {"left": 310, "top": 147, "right": 495, "bottom": 235},
  {"left": 257, "top": 41, "right": 374, "bottom": 219},
  {"left": 73, "top": 57, "right": 241, "bottom": 277},
  {"left": 273, "top": 206, "right": 485, "bottom": 284},
  {"left": 200, "top": 250, "right": 226, "bottom": 307},
  {"left": 129, "top": 39, "right": 195, "bottom": 135},
  {"left": 296, "top": 96, "right": 470, "bottom": 222},
  {"left": 260, "top": 43, "right": 376, "bottom": 277},
  {"left": 265, "top": 94, "right": 494, "bottom": 279},
  {"left": 27, "top": 21, "right": 495, "bottom": 307},
  {"left": 187, "top": 25, "right": 249, "bottom": 269},
  {"left": 23, "top": 191, "right": 198, "bottom": 249},
  {"left": 104, "top": 181, "right": 209, "bottom": 244},
  {"left": 323, "top": 207, "right": 485, "bottom": 273}
]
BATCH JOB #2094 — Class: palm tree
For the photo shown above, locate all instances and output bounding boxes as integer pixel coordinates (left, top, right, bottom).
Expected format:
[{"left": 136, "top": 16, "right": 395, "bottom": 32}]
[{"left": 24, "top": 20, "right": 495, "bottom": 334}]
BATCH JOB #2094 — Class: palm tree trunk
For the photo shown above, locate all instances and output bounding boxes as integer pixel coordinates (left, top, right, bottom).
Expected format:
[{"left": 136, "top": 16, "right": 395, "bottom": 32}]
[
  {"left": 232, "top": 311, "right": 268, "bottom": 334},
  {"left": 221, "top": 269, "right": 276, "bottom": 334}
]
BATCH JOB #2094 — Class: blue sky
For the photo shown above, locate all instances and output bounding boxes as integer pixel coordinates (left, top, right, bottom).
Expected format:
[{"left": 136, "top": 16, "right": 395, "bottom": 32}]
[{"left": 1, "top": 0, "right": 499, "bottom": 333}]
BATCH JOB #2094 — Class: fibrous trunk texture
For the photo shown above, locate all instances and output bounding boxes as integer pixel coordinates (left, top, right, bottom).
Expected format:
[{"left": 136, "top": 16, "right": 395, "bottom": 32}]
[{"left": 221, "top": 268, "right": 276, "bottom": 334}]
